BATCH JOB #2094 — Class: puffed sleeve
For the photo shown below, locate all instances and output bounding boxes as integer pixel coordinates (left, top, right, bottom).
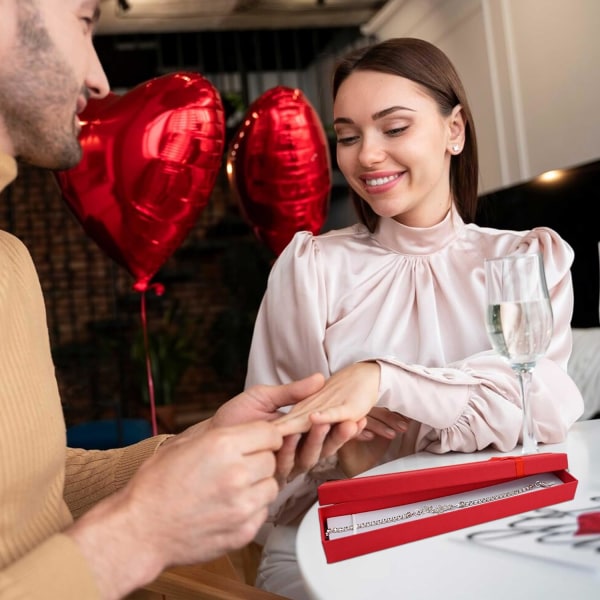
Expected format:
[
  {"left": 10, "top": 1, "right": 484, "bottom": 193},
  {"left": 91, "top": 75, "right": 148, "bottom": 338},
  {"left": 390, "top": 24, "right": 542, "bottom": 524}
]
[
  {"left": 245, "top": 232, "right": 341, "bottom": 524},
  {"left": 245, "top": 231, "right": 330, "bottom": 388},
  {"left": 377, "top": 227, "right": 584, "bottom": 453}
]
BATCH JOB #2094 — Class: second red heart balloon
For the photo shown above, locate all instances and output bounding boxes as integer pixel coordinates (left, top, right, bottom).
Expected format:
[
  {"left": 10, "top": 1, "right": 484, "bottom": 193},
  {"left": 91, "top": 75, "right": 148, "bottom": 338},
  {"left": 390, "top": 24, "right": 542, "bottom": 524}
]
[
  {"left": 227, "top": 86, "right": 331, "bottom": 256},
  {"left": 56, "top": 72, "right": 225, "bottom": 291}
]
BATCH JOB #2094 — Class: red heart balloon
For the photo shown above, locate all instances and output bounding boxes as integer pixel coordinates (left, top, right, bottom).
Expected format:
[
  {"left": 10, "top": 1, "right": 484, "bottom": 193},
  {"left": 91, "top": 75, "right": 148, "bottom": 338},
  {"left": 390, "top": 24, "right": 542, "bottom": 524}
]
[
  {"left": 226, "top": 86, "right": 331, "bottom": 256},
  {"left": 56, "top": 72, "right": 225, "bottom": 291}
]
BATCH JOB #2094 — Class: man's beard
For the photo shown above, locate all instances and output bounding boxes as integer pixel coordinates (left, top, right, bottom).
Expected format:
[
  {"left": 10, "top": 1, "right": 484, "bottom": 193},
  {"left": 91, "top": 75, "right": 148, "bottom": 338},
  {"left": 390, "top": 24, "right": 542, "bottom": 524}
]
[{"left": 0, "top": 0, "right": 83, "bottom": 169}]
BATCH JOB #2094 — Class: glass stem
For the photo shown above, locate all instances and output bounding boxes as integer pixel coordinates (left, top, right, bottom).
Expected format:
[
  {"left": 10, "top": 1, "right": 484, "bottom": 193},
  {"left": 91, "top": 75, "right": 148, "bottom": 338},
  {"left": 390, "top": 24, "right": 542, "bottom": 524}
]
[{"left": 516, "top": 366, "right": 537, "bottom": 454}]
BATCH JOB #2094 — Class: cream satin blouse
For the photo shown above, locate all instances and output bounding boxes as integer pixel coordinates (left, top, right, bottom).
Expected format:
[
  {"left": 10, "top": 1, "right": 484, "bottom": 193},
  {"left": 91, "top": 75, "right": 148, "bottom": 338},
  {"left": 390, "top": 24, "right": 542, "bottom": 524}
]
[{"left": 245, "top": 207, "right": 584, "bottom": 522}]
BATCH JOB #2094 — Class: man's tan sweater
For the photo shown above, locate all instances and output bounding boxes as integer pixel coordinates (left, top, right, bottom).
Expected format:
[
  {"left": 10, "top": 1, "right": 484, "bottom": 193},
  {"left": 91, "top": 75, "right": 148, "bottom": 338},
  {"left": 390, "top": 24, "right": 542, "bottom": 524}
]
[{"left": 0, "top": 154, "right": 167, "bottom": 599}]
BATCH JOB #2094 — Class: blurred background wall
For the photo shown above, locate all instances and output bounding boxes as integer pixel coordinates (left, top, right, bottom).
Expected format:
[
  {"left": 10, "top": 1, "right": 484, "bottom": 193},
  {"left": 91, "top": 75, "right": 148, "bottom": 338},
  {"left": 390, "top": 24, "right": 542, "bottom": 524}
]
[{"left": 1, "top": 0, "right": 597, "bottom": 438}]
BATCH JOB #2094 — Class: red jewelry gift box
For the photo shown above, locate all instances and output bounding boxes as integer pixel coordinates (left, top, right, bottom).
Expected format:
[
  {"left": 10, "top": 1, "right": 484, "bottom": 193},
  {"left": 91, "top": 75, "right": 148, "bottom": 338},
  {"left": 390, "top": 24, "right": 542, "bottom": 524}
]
[{"left": 317, "top": 452, "right": 577, "bottom": 563}]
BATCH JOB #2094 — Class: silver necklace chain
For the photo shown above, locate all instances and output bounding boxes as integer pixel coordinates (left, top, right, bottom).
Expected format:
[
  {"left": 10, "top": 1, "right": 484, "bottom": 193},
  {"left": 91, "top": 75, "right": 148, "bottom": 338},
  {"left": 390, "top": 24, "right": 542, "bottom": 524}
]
[{"left": 325, "top": 480, "right": 554, "bottom": 538}]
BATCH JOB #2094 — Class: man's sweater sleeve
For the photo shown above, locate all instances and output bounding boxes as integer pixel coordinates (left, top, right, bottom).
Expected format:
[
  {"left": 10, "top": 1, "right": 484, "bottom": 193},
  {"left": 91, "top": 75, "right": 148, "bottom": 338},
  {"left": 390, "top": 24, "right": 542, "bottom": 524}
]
[
  {"left": 64, "top": 434, "right": 171, "bottom": 518},
  {"left": 0, "top": 535, "right": 101, "bottom": 600}
]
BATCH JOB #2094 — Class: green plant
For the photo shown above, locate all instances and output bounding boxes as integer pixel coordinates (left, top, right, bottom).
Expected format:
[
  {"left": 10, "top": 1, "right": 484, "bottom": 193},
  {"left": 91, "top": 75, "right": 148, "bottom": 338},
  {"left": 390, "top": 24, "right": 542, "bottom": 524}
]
[{"left": 131, "top": 302, "right": 201, "bottom": 406}]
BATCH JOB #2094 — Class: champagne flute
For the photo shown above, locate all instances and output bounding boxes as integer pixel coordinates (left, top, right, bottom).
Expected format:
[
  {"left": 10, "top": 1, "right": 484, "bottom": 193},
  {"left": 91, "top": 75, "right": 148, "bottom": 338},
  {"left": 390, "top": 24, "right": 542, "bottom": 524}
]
[{"left": 484, "top": 253, "right": 553, "bottom": 454}]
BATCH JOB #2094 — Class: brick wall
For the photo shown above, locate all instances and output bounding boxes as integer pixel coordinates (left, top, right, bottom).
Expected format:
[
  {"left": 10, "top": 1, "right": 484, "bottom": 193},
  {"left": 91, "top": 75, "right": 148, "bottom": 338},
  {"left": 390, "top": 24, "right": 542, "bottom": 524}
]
[{"left": 0, "top": 163, "right": 272, "bottom": 430}]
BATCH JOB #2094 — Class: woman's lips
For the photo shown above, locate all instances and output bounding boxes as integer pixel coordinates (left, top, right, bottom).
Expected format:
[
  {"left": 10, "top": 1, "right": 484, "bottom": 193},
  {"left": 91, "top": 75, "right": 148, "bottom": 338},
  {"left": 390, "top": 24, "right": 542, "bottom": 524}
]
[{"left": 361, "top": 172, "right": 403, "bottom": 194}]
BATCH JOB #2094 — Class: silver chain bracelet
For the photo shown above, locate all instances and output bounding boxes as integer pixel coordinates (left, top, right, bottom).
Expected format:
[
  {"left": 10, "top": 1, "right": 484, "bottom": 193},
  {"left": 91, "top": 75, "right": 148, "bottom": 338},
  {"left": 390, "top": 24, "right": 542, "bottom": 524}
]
[{"left": 325, "top": 480, "right": 554, "bottom": 539}]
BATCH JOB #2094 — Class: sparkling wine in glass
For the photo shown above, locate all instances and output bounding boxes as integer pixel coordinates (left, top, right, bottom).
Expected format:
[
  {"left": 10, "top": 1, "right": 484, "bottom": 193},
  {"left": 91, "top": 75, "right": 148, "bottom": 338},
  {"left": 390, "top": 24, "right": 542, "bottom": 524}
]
[{"left": 484, "top": 253, "right": 553, "bottom": 454}]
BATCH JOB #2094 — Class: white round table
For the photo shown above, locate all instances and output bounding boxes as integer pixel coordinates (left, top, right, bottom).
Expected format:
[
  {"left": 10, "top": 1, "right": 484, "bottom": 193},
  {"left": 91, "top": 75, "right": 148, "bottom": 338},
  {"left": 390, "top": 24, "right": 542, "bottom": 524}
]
[{"left": 297, "top": 419, "right": 600, "bottom": 599}]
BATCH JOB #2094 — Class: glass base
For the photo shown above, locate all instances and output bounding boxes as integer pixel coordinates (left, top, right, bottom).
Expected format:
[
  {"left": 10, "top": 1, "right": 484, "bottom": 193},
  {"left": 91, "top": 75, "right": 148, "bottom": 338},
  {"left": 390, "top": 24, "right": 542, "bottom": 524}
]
[{"left": 521, "top": 437, "right": 538, "bottom": 455}]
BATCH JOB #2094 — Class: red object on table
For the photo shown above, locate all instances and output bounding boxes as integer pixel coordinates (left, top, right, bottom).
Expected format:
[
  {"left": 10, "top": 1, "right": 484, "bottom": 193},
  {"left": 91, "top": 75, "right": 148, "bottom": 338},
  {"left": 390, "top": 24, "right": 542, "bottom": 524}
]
[
  {"left": 576, "top": 511, "right": 600, "bottom": 535},
  {"left": 317, "top": 452, "right": 578, "bottom": 563}
]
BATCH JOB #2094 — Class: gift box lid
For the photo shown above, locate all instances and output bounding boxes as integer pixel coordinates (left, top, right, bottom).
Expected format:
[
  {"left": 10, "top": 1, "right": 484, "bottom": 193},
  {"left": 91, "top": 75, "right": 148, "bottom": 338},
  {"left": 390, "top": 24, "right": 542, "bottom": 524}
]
[
  {"left": 318, "top": 452, "right": 568, "bottom": 507},
  {"left": 317, "top": 452, "right": 577, "bottom": 563}
]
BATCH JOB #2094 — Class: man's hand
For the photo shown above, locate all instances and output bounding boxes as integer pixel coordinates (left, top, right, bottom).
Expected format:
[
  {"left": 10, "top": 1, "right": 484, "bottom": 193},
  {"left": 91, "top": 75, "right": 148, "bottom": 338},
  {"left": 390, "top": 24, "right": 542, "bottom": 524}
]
[
  {"left": 67, "top": 421, "right": 283, "bottom": 600},
  {"left": 210, "top": 373, "right": 326, "bottom": 429},
  {"left": 275, "top": 362, "right": 381, "bottom": 435},
  {"left": 210, "top": 373, "right": 364, "bottom": 484}
]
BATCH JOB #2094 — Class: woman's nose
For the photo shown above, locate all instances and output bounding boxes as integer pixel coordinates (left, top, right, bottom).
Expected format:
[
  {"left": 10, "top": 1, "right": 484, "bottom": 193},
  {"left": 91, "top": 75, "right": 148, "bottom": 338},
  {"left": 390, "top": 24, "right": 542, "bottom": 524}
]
[{"left": 357, "top": 137, "right": 386, "bottom": 166}]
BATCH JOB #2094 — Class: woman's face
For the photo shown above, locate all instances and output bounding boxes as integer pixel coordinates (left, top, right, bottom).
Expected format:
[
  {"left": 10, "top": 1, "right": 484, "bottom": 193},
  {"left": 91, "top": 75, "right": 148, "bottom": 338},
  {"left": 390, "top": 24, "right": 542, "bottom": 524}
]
[{"left": 333, "top": 70, "right": 463, "bottom": 227}]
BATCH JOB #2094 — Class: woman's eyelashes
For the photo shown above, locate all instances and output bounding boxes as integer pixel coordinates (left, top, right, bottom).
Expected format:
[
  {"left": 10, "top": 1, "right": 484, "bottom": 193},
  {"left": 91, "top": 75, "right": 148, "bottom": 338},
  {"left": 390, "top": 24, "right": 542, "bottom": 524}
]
[
  {"left": 335, "top": 124, "right": 409, "bottom": 146},
  {"left": 386, "top": 126, "right": 409, "bottom": 136},
  {"left": 336, "top": 134, "right": 359, "bottom": 146}
]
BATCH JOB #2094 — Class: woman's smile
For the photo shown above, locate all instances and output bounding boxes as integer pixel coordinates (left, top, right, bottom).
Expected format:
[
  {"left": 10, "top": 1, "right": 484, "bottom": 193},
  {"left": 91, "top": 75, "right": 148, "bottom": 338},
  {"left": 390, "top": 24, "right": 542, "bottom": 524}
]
[{"left": 361, "top": 171, "right": 403, "bottom": 193}]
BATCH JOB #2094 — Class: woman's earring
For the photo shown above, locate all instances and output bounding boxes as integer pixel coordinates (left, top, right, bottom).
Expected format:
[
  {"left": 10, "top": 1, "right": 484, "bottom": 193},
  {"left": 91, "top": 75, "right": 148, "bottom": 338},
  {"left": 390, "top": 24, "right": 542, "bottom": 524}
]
[{"left": 452, "top": 144, "right": 460, "bottom": 153}]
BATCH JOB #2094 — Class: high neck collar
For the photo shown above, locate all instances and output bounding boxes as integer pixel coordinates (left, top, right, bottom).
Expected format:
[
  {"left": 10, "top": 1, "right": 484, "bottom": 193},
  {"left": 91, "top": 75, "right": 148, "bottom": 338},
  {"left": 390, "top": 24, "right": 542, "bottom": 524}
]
[
  {"left": 372, "top": 208, "right": 465, "bottom": 255},
  {"left": 0, "top": 154, "right": 17, "bottom": 191}
]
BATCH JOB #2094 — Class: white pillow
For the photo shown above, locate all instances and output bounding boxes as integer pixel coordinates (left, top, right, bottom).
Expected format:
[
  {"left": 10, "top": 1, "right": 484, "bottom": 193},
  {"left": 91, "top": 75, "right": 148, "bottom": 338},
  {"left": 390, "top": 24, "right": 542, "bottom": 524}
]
[{"left": 568, "top": 328, "right": 600, "bottom": 420}]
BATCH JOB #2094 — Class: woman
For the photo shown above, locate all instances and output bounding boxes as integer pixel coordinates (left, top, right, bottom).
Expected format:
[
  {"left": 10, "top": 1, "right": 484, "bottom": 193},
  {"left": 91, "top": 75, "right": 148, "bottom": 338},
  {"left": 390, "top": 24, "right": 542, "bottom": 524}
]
[{"left": 247, "top": 38, "right": 584, "bottom": 598}]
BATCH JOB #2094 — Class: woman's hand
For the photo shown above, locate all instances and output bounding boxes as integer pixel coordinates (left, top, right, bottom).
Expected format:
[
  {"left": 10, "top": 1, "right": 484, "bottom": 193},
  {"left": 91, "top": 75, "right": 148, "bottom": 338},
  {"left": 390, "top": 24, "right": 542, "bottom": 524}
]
[
  {"left": 201, "top": 372, "right": 364, "bottom": 485},
  {"left": 274, "top": 362, "right": 381, "bottom": 436},
  {"left": 210, "top": 373, "right": 326, "bottom": 429},
  {"left": 337, "top": 406, "right": 410, "bottom": 477},
  {"left": 274, "top": 419, "right": 364, "bottom": 485}
]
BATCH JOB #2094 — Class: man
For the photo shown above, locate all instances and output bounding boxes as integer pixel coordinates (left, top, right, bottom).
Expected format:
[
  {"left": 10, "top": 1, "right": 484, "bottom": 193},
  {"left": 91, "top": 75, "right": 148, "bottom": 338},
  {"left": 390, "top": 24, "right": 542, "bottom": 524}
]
[{"left": 0, "top": 2, "right": 361, "bottom": 598}]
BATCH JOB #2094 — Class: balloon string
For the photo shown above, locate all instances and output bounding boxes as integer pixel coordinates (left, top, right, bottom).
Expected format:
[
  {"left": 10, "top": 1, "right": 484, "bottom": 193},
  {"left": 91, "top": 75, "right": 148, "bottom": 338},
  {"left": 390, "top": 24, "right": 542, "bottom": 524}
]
[{"left": 140, "top": 290, "right": 158, "bottom": 436}]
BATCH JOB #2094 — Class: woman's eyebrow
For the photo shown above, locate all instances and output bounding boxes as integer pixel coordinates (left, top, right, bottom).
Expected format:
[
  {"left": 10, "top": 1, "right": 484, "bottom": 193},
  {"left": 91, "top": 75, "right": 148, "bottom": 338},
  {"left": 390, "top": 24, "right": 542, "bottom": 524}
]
[
  {"left": 371, "top": 105, "right": 416, "bottom": 120},
  {"left": 333, "top": 105, "right": 416, "bottom": 126}
]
